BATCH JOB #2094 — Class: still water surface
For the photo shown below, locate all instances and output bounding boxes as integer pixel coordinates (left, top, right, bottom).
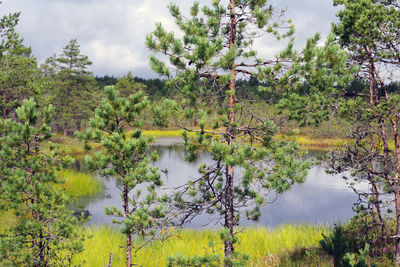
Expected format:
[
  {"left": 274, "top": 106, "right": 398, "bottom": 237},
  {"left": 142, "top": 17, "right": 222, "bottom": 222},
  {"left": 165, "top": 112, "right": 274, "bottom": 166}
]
[{"left": 73, "top": 138, "right": 365, "bottom": 228}]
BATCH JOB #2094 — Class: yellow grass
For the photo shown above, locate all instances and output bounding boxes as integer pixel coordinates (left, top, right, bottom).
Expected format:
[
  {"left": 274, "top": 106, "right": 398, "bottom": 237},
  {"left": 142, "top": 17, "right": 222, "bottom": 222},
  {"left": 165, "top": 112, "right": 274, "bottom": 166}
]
[
  {"left": 73, "top": 224, "right": 328, "bottom": 266},
  {"left": 57, "top": 169, "right": 103, "bottom": 198}
]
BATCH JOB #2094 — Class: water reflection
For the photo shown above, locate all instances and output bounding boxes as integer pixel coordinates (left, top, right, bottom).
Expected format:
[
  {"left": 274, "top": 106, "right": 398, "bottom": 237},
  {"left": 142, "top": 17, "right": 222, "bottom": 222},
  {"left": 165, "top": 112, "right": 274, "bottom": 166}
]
[{"left": 72, "top": 138, "right": 360, "bottom": 228}]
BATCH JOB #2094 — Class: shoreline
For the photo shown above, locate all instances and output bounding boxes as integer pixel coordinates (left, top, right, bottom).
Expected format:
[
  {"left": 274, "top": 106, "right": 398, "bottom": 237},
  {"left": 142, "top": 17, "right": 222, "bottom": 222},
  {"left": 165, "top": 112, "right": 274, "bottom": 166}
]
[{"left": 48, "top": 130, "right": 350, "bottom": 157}]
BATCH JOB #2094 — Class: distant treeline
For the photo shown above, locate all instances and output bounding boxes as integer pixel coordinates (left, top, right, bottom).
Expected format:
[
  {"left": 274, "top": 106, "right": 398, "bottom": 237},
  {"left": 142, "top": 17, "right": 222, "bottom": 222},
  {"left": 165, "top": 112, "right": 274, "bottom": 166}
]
[
  {"left": 96, "top": 74, "right": 400, "bottom": 102},
  {"left": 95, "top": 75, "right": 169, "bottom": 100}
]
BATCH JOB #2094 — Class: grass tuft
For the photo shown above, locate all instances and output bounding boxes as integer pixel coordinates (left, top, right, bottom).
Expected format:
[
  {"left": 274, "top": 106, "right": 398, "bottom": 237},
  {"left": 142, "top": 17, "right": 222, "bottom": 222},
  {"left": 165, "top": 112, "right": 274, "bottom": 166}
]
[{"left": 57, "top": 169, "right": 103, "bottom": 198}]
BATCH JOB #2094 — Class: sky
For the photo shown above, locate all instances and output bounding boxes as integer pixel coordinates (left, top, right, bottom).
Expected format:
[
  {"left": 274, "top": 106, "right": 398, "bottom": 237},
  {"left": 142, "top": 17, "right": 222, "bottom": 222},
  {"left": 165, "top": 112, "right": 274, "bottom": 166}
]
[{"left": 1, "top": 0, "right": 340, "bottom": 78}]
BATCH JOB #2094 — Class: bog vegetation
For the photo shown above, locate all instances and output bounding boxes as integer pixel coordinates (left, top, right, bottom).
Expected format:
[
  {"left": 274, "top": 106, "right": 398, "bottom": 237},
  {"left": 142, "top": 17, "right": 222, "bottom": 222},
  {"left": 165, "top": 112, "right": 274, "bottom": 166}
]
[{"left": 0, "top": 0, "right": 400, "bottom": 266}]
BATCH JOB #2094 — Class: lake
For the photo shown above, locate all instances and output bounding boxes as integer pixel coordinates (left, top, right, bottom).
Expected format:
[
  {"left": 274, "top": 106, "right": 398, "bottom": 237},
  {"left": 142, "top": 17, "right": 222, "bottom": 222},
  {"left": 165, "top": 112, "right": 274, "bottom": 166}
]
[{"left": 72, "top": 137, "right": 365, "bottom": 228}]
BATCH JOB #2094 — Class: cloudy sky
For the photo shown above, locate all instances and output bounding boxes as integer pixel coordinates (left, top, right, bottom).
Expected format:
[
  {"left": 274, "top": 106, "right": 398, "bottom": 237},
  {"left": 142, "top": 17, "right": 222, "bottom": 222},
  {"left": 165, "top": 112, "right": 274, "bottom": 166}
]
[{"left": 1, "top": 0, "right": 339, "bottom": 78}]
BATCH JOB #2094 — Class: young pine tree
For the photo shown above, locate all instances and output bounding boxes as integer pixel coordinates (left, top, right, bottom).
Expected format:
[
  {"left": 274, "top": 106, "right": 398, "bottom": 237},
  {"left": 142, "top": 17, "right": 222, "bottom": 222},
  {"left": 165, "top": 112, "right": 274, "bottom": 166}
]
[
  {"left": 0, "top": 98, "right": 84, "bottom": 266},
  {"left": 147, "top": 0, "right": 352, "bottom": 264},
  {"left": 77, "top": 86, "right": 167, "bottom": 267}
]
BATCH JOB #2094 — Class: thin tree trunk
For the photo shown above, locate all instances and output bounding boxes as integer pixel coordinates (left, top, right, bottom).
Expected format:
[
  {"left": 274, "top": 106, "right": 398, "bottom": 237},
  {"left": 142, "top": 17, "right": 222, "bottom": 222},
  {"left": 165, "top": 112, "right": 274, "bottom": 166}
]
[
  {"left": 123, "top": 185, "right": 132, "bottom": 267},
  {"left": 372, "top": 65, "right": 400, "bottom": 264},
  {"left": 224, "top": 166, "right": 234, "bottom": 259},
  {"left": 224, "top": 0, "right": 237, "bottom": 263},
  {"left": 63, "top": 126, "right": 69, "bottom": 136},
  {"left": 108, "top": 253, "right": 113, "bottom": 267},
  {"left": 371, "top": 179, "right": 385, "bottom": 236},
  {"left": 37, "top": 230, "right": 47, "bottom": 267},
  {"left": 395, "top": 190, "right": 400, "bottom": 266},
  {"left": 367, "top": 55, "right": 386, "bottom": 239},
  {"left": 2, "top": 93, "right": 7, "bottom": 119}
]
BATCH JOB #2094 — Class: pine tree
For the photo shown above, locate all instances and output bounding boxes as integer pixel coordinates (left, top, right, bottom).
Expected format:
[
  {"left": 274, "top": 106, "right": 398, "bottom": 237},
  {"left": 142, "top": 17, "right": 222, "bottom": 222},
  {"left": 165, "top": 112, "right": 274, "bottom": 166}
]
[
  {"left": 0, "top": 98, "right": 84, "bottom": 266},
  {"left": 0, "top": 6, "right": 41, "bottom": 119},
  {"left": 147, "top": 0, "right": 351, "bottom": 263},
  {"left": 115, "top": 72, "right": 147, "bottom": 97},
  {"left": 77, "top": 86, "right": 167, "bottom": 267},
  {"left": 44, "top": 39, "right": 98, "bottom": 135},
  {"left": 329, "top": 0, "right": 400, "bottom": 263}
]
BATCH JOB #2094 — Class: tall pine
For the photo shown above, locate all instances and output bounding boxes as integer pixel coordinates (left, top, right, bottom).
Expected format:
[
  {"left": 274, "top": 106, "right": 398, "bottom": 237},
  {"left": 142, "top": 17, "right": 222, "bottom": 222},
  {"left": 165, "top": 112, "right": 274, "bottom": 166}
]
[
  {"left": 330, "top": 0, "right": 400, "bottom": 263},
  {"left": 43, "top": 39, "right": 97, "bottom": 135},
  {"left": 147, "top": 0, "right": 352, "bottom": 263}
]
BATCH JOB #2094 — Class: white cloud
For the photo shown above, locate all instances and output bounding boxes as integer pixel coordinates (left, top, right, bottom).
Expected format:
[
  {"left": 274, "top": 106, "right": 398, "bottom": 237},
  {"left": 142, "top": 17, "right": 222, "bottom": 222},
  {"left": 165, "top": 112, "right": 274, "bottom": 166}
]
[
  {"left": 85, "top": 40, "right": 147, "bottom": 75},
  {"left": 1, "top": 0, "right": 339, "bottom": 77}
]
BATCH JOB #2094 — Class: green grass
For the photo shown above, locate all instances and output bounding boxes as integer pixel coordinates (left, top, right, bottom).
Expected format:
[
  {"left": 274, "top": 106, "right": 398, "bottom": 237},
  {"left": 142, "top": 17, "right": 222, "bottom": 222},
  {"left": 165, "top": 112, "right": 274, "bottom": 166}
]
[
  {"left": 73, "top": 224, "right": 329, "bottom": 266},
  {"left": 57, "top": 169, "right": 103, "bottom": 198},
  {"left": 0, "top": 210, "right": 17, "bottom": 234},
  {"left": 279, "top": 134, "right": 351, "bottom": 151},
  {"left": 40, "top": 134, "right": 86, "bottom": 156},
  {"left": 143, "top": 129, "right": 186, "bottom": 138}
]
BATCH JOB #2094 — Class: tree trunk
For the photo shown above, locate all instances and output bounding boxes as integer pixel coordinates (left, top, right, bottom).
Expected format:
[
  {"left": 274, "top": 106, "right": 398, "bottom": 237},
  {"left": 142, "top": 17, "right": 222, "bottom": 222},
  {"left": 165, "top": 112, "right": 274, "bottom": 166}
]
[
  {"left": 371, "top": 179, "right": 385, "bottom": 238},
  {"left": 123, "top": 185, "right": 132, "bottom": 267},
  {"left": 75, "top": 120, "right": 81, "bottom": 132},
  {"left": 63, "top": 121, "right": 69, "bottom": 136},
  {"left": 395, "top": 190, "right": 400, "bottom": 266},
  {"left": 224, "top": 0, "right": 237, "bottom": 263},
  {"left": 372, "top": 61, "right": 400, "bottom": 264},
  {"left": 108, "top": 253, "right": 114, "bottom": 267},
  {"left": 224, "top": 166, "right": 234, "bottom": 260},
  {"left": 126, "top": 235, "right": 132, "bottom": 267},
  {"left": 367, "top": 59, "right": 385, "bottom": 236},
  {"left": 2, "top": 93, "right": 8, "bottom": 119},
  {"left": 37, "top": 230, "right": 48, "bottom": 267}
]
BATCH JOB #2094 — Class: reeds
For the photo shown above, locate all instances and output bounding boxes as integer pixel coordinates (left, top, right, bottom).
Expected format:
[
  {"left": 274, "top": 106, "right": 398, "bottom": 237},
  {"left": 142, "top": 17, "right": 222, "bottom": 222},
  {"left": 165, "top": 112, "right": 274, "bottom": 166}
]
[{"left": 73, "top": 224, "right": 328, "bottom": 266}]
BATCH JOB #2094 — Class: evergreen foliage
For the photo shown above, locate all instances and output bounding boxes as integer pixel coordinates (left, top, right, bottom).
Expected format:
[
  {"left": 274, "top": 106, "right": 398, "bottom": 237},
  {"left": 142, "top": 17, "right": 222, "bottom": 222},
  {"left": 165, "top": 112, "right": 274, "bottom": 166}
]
[
  {"left": 320, "top": 225, "right": 349, "bottom": 267},
  {"left": 115, "top": 72, "right": 147, "bottom": 97},
  {"left": 317, "top": 0, "right": 400, "bottom": 263},
  {"left": 42, "top": 39, "right": 98, "bottom": 135},
  {"left": 77, "top": 86, "right": 168, "bottom": 267},
  {"left": 279, "top": 0, "right": 400, "bottom": 263},
  {"left": 146, "top": 0, "right": 350, "bottom": 263},
  {"left": 0, "top": 6, "right": 41, "bottom": 119},
  {"left": 0, "top": 98, "right": 84, "bottom": 266},
  {"left": 95, "top": 75, "right": 117, "bottom": 88},
  {"left": 340, "top": 244, "right": 374, "bottom": 267},
  {"left": 1, "top": 0, "right": 400, "bottom": 265}
]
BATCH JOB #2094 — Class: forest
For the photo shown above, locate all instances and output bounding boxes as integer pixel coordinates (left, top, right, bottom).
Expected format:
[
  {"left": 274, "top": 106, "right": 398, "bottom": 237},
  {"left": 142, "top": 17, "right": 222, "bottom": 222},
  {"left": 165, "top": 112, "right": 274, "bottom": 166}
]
[{"left": 1, "top": 0, "right": 400, "bottom": 266}]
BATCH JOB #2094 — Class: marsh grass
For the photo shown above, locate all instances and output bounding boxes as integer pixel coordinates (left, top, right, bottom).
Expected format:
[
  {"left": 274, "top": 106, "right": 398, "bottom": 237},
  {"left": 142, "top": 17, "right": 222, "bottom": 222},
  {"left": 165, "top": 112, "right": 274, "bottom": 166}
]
[
  {"left": 283, "top": 135, "right": 351, "bottom": 151},
  {"left": 143, "top": 129, "right": 350, "bottom": 151},
  {"left": 57, "top": 169, "right": 103, "bottom": 198},
  {"left": 73, "top": 224, "right": 328, "bottom": 266},
  {"left": 41, "top": 130, "right": 352, "bottom": 158},
  {"left": 40, "top": 134, "right": 85, "bottom": 155},
  {"left": 41, "top": 134, "right": 102, "bottom": 156},
  {"left": 143, "top": 129, "right": 186, "bottom": 138},
  {"left": 0, "top": 210, "right": 17, "bottom": 234}
]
